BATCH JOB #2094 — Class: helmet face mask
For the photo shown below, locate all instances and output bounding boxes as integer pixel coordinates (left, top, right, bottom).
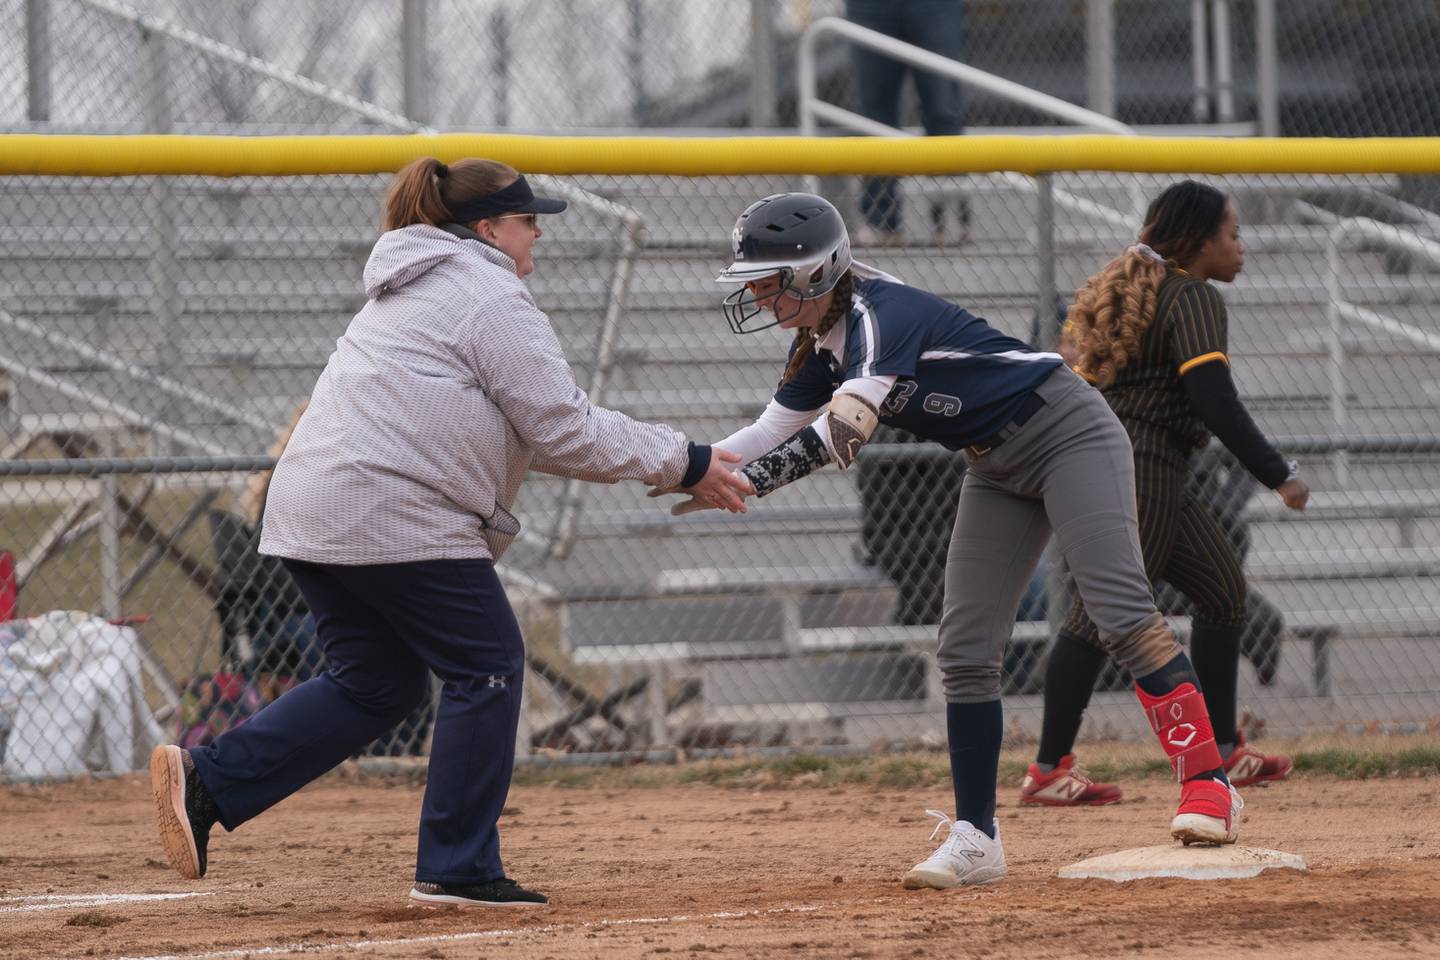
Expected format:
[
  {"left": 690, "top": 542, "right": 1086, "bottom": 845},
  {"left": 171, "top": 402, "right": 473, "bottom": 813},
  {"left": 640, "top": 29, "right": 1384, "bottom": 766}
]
[
  {"left": 720, "top": 267, "right": 806, "bottom": 334},
  {"left": 717, "top": 193, "right": 852, "bottom": 335}
]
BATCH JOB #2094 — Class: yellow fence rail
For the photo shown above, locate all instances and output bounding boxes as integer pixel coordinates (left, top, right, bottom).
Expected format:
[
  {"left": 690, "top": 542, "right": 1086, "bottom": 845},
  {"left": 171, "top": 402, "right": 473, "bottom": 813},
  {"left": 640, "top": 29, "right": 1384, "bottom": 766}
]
[{"left": 6, "top": 134, "right": 1440, "bottom": 178}]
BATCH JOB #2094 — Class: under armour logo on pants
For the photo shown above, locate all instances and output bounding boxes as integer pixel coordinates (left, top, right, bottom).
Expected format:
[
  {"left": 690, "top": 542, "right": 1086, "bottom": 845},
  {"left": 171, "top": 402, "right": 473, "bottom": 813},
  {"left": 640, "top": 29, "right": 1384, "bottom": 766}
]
[{"left": 488, "top": 675, "right": 507, "bottom": 689}]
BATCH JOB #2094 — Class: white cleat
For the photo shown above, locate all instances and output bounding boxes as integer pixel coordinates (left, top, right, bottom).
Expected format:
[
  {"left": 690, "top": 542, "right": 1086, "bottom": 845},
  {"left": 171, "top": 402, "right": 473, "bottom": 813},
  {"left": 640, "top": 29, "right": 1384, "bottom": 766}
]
[{"left": 902, "top": 810, "right": 1007, "bottom": 889}]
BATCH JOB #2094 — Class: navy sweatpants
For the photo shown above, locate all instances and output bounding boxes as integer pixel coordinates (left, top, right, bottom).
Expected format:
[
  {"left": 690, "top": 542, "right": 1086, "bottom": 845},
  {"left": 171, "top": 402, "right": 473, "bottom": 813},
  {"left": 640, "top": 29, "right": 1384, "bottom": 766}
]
[{"left": 189, "top": 557, "right": 525, "bottom": 885}]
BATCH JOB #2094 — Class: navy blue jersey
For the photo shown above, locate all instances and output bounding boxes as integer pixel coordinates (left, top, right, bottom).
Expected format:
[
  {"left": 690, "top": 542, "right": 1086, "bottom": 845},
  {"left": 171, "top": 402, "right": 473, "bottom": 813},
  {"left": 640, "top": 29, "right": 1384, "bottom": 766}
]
[{"left": 774, "top": 277, "right": 1062, "bottom": 450}]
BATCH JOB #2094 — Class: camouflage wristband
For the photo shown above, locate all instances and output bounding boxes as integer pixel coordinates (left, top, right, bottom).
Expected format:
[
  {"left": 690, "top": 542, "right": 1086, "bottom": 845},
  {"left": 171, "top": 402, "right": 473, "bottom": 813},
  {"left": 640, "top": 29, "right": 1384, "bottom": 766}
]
[{"left": 742, "top": 425, "right": 830, "bottom": 497}]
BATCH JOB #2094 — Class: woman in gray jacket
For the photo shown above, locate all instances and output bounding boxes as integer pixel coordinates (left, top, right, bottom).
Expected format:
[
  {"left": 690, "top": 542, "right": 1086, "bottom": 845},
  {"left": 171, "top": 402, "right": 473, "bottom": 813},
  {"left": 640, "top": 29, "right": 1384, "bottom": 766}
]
[{"left": 148, "top": 156, "right": 749, "bottom": 908}]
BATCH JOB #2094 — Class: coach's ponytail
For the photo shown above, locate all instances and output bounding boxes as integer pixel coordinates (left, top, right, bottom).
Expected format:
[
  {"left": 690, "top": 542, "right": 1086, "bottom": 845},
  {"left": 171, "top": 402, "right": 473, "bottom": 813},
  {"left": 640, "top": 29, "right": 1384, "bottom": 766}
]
[
  {"left": 782, "top": 271, "right": 853, "bottom": 382},
  {"left": 381, "top": 156, "right": 521, "bottom": 231}
]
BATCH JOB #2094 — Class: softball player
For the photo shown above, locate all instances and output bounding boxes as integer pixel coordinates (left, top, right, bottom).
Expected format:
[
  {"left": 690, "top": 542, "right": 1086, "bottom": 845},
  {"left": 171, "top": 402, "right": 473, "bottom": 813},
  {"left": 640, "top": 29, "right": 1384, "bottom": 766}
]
[
  {"left": 1021, "top": 180, "right": 1308, "bottom": 808},
  {"left": 148, "top": 156, "right": 749, "bottom": 908},
  {"left": 669, "top": 192, "right": 1246, "bottom": 889}
]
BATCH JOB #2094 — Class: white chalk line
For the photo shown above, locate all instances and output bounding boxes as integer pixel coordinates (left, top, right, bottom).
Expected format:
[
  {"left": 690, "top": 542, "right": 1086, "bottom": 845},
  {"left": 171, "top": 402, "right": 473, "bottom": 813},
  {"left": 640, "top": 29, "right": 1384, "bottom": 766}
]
[
  {"left": 1, "top": 892, "right": 213, "bottom": 914},
  {"left": 111, "top": 903, "right": 824, "bottom": 960}
]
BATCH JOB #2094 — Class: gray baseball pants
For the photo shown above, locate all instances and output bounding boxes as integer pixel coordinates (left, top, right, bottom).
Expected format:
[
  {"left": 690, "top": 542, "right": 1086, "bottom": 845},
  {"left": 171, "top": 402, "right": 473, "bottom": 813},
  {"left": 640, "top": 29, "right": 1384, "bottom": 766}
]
[{"left": 937, "top": 365, "right": 1180, "bottom": 701}]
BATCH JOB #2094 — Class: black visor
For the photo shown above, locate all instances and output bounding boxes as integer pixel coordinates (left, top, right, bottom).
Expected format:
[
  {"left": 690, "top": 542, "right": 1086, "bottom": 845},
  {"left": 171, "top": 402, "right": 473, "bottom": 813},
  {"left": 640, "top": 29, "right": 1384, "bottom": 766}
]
[{"left": 446, "top": 175, "right": 567, "bottom": 222}]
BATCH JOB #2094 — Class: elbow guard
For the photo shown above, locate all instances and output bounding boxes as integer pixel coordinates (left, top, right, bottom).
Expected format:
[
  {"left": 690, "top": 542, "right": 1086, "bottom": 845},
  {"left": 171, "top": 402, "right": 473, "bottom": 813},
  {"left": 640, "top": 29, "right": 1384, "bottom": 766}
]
[{"left": 826, "top": 391, "right": 880, "bottom": 470}]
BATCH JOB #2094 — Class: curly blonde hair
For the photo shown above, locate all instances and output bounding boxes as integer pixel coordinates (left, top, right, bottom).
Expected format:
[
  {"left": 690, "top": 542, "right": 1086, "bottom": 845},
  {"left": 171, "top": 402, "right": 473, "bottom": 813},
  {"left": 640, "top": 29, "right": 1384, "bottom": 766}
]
[
  {"left": 1064, "top": 250, "right": 1171, "bottom": 387},
  {"left": 1066, "top": 180, "right": 1229, "bottom": 387},
  {"left": 782, "top": 271, "right": 853, "bottom": 382}
]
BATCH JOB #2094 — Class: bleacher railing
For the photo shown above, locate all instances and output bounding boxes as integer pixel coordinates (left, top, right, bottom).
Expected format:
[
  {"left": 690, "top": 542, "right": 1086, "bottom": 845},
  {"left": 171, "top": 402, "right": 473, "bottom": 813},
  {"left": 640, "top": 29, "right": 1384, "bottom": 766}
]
[
  {"left": 1324, "top": 218, "right": 1440, "bottom": 487},
  {"left": 2, "top": 134, "right": 1440, "bottom": 780}
]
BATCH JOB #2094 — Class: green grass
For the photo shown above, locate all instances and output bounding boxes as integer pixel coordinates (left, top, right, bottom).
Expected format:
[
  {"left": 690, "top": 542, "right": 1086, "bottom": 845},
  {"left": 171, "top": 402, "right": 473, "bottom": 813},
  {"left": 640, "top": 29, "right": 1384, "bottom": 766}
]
[
  {"left": 508, "top": 738, "right": 1440, "bottom": 790},
  {"left": 1291, "top": 745, "right": 1440, "bottom": 778}
]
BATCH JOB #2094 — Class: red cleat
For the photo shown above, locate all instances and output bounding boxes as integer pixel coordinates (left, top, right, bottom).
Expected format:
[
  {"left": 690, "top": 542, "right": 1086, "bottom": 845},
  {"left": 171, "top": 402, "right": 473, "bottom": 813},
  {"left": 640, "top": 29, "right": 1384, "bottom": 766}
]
[
  {"left": 1223, "top": 732, "right": 1292, "bottom": 787},
  {"left": 1171, "top": 778, "right": 1243, "bottom": 845},
  {"left": 1019, "top": 754, "right": 1123, "bottom": 806}
]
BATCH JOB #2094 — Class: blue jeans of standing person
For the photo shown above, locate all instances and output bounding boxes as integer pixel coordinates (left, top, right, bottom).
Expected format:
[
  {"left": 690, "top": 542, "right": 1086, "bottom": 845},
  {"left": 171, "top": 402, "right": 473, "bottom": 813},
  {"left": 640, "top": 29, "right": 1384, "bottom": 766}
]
[
  {"left": 846, "top": 0, "right": 966, "bottom": 233},
  {"left": 188, "top": 557, "right": 525, "bottom": 885}
]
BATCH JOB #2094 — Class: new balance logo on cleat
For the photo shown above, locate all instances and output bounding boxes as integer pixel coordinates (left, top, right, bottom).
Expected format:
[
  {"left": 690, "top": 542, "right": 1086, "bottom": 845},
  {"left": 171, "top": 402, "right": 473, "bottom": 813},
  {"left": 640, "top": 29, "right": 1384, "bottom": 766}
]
[
  {"left": 1228, "top": 753, "right": 1265, "bottom": 783},
  {"left": 1023, "top": 774, "right": 1089, "bottom": 801},
  {"left": 902, "top": 810, "right": 1007, "bottom": 889},
  {"left": 1019, "top": 755, "right": 1123, "bottom": 807},
  {"left": 1222, "top": 733, "right": 1292, "bottom": 787}
]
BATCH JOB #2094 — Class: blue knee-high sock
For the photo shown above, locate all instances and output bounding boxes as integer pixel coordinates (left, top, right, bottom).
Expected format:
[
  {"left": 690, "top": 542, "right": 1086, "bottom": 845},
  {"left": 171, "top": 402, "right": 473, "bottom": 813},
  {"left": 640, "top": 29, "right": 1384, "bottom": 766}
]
[
  {"left": 1135, "top": 651, "right": 1229, "bottom": 785},
  {"left": 947, "top": 700, "right": 1003, "bottom": 838}
]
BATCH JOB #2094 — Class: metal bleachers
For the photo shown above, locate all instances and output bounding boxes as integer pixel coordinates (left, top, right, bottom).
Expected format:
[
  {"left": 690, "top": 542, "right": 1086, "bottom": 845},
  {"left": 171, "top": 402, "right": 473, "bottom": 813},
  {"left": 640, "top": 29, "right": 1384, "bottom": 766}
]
[{"left": 4, "top": 173, "right": 1439, "bottom": 744}]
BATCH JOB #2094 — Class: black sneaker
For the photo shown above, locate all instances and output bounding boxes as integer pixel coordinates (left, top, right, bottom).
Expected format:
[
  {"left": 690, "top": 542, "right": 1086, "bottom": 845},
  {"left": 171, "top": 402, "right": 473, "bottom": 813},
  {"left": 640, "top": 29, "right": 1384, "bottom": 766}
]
[
  {"left": 409, "top": 878, "right": 549, "bottom": 908},
  {"left": 148, "top": 745, "right": 220, "bottom": 880}
]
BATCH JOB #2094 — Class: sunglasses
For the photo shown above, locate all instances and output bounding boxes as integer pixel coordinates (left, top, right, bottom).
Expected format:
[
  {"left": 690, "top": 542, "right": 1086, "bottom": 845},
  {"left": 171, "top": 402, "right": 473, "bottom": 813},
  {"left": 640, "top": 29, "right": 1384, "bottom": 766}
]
[{"left": 494, "top": 213, "right": 539, "bottom": 229}]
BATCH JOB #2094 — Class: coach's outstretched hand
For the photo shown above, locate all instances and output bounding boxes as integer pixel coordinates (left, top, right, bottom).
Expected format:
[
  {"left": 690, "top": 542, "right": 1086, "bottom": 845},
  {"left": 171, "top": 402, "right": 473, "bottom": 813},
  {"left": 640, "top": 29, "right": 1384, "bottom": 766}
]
[{"left": 649, "top": 448, "right": 753, "bottom": 515}]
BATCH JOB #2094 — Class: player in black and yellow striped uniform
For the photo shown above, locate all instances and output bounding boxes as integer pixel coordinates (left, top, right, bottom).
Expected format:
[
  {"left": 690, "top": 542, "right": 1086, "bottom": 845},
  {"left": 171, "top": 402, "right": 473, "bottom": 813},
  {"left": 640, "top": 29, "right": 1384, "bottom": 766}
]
[{"left": 1018, "top": 181, "right": 1311, "bottom": 808}]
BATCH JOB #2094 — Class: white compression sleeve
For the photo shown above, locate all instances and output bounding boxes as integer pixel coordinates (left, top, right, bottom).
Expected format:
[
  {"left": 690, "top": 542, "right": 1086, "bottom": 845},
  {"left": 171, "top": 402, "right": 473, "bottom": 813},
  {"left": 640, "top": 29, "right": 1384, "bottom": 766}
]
[
  {"left": 716, "top": 399, "right": 822, "bottom": 466},
  {"left": 720, "top": 376, "right": 895, "bottom": 467}
]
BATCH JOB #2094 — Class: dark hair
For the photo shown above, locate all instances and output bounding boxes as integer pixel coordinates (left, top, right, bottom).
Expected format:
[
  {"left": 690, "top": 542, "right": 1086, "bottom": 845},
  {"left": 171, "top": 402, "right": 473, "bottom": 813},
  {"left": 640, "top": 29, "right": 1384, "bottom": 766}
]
[
  {"left": 1139, "top": 179, "right": 1229, "bottom": 265},
  {"left": 1064, "top": 180, "right": 1230, "bottom": 386},
  {"left": 381, "top": 156, "right": 519, "bottom": 231},
  {"left": 782, "top": 271, "right": 853, "bottom": 382}
]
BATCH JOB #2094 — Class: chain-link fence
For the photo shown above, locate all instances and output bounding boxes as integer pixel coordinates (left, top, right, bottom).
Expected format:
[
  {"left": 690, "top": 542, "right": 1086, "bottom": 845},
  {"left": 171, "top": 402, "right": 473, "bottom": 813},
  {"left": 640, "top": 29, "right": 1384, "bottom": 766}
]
[
  {"left": 3, "top": 0, "right": 1440, "bottom": 780},
  {"left": 8, "top": 0, "right": 1440, "bottom": 135},
  {"left": 2, "top": 164, "right": 1439, "bottom": 779}
]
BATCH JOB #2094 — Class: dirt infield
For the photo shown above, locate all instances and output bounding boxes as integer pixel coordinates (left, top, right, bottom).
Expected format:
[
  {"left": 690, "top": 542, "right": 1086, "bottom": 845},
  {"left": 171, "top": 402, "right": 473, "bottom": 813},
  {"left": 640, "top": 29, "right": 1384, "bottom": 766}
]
[{"left": 2, "top": 770, "right": 1438, "bottom": 960}]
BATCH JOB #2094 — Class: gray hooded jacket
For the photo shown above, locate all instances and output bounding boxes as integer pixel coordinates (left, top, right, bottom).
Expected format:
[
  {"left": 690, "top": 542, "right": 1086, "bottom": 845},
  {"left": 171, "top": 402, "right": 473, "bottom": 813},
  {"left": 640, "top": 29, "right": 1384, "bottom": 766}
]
[{"left": 258, "top": 223, "right": 690, "bottom": 564}]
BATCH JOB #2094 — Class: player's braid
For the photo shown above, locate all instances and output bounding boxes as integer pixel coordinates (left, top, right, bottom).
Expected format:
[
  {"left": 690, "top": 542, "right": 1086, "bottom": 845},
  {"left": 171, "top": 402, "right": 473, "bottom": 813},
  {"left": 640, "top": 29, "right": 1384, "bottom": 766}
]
[
  {"left": 1065, "top": 251, "right": 1168, "bottom": 387},
  {"left": 782, "top": 271, "right": 853, "bottom": 382}
]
